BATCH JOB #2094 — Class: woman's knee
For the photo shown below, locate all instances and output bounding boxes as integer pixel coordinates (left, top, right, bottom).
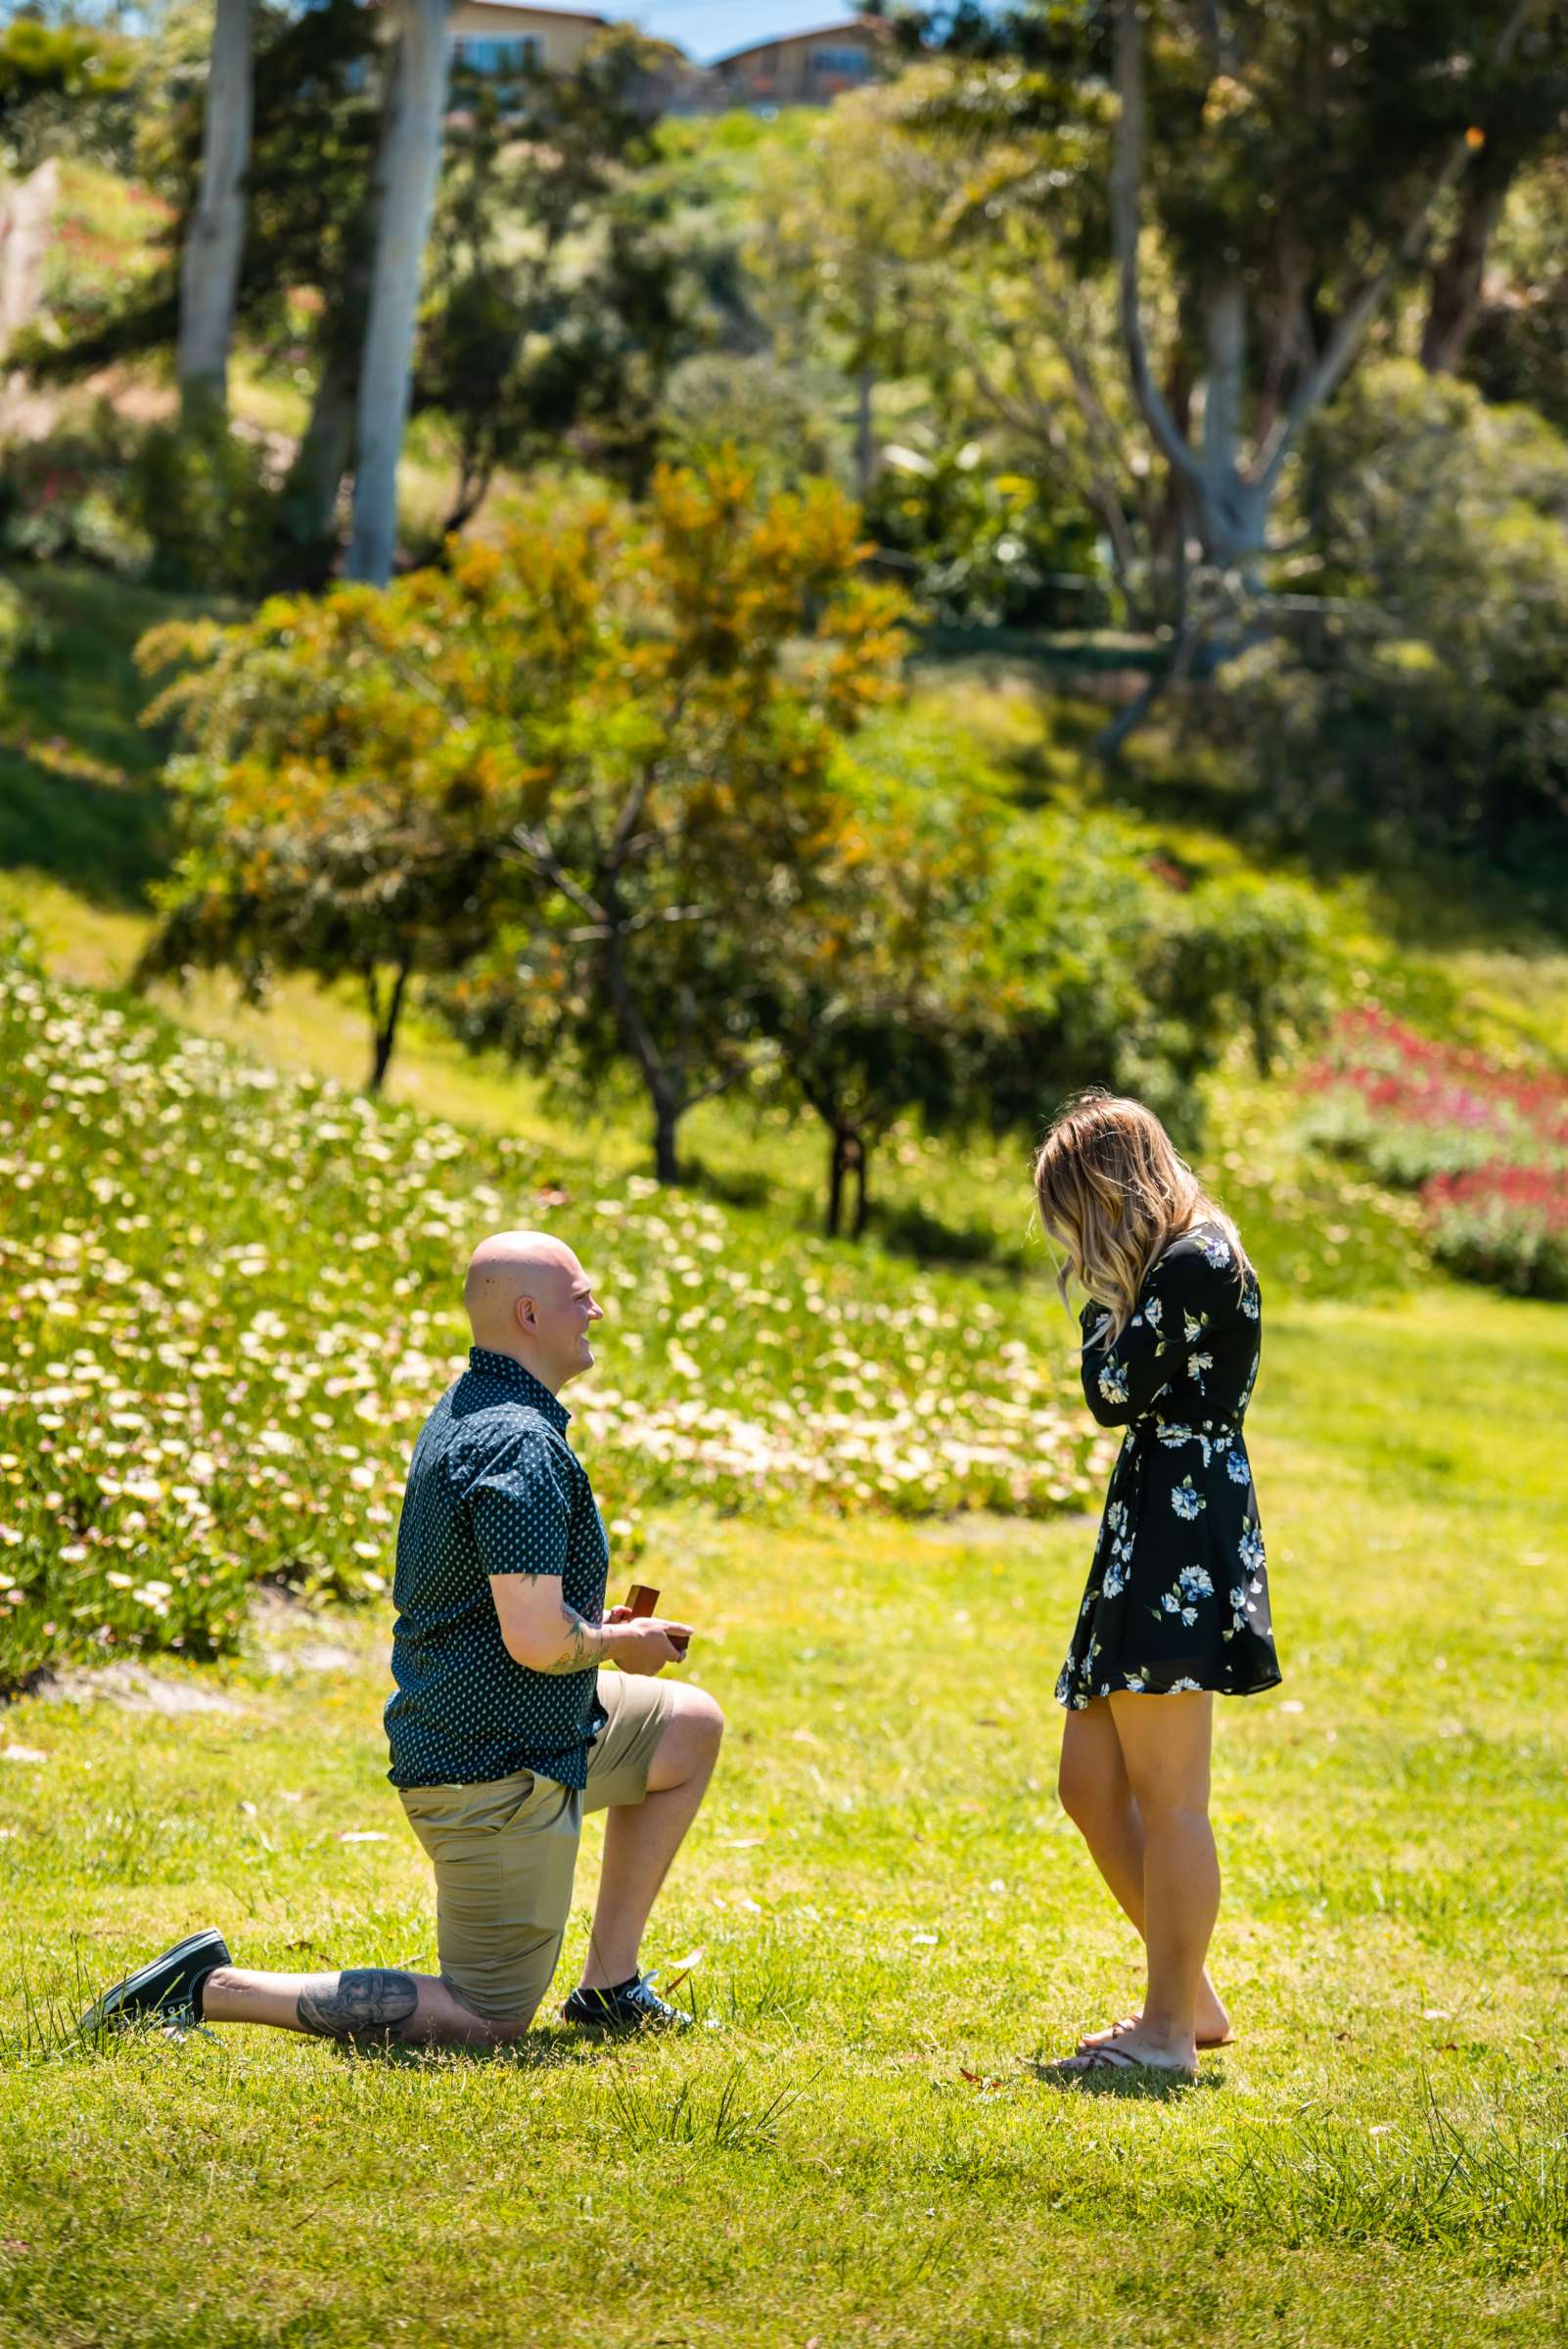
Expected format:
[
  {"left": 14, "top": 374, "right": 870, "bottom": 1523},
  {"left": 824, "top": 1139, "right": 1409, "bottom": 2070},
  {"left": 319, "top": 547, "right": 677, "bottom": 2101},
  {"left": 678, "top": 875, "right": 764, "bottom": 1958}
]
[{"left": 1057, "top": 1748, "right": 1111, "bottom": 1826}]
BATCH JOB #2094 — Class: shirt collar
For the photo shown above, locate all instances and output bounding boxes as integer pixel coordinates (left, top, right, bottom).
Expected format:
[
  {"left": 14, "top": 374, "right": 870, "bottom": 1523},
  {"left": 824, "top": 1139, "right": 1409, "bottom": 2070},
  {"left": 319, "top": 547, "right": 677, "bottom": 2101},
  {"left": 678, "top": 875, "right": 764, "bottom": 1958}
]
[{"left": 467, "top": 1346, "right": 571, "bottom": 1431}]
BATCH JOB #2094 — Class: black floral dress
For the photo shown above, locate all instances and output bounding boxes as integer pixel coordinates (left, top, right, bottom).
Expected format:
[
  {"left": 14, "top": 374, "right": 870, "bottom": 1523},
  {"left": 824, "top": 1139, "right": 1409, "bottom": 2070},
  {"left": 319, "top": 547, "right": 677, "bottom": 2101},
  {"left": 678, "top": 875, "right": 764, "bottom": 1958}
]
[{"left": 1056, "top": 1218, "right": 1282, "bottom": 1708}]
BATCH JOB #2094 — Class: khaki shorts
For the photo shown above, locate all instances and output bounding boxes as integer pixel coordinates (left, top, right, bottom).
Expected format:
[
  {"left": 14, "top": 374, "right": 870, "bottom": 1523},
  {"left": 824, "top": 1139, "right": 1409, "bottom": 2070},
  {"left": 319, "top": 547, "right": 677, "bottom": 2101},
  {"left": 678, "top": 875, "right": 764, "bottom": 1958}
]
[{"left": 399, "top": 1672, "right": 674, "bottom": 2023}]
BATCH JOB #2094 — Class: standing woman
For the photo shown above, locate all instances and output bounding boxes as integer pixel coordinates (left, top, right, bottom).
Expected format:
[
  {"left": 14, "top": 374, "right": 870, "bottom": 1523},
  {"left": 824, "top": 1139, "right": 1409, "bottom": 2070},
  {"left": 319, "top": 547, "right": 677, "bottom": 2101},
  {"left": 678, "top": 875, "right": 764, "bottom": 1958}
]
[{"left": 1033, "top": 1090, "right": 1281, "bottom": 2082}]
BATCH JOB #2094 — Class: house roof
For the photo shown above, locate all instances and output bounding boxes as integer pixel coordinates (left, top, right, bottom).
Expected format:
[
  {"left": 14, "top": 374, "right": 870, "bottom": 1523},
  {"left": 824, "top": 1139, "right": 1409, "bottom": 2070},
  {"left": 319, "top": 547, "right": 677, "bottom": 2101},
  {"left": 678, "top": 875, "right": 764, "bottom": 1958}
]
[
  {"left": 459, "top": 2, "right": 614, "bottom": 25},
  {"left": 711, "top": 18, "right": 886, "bottom": 68}
]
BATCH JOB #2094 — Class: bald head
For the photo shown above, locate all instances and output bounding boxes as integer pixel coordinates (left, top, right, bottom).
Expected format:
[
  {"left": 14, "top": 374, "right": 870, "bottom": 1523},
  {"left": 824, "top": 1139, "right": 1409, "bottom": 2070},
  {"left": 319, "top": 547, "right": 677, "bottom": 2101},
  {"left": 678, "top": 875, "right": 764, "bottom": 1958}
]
[{"left": 463, "top": 1229, "right": 603, "bottom": 1393}]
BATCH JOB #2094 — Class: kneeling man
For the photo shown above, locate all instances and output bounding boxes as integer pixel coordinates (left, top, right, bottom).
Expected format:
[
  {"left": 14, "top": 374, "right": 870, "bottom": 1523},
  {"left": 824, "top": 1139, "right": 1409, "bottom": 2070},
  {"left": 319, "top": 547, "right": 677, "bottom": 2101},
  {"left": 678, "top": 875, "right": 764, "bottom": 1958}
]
[{"left": 84, "top": 1231, "right": 720, "bottom": 2047}]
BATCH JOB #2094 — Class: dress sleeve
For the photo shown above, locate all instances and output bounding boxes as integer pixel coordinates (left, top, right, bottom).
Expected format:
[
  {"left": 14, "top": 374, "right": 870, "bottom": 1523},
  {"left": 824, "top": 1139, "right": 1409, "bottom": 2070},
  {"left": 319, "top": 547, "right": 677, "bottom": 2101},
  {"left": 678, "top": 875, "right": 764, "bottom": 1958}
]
[
  {"left": 1078, "top": 1246, "right": 1208, "bottom": 1427},
  {"left": 463, "top": 1421, "right": 572, "bottom": 1580}
]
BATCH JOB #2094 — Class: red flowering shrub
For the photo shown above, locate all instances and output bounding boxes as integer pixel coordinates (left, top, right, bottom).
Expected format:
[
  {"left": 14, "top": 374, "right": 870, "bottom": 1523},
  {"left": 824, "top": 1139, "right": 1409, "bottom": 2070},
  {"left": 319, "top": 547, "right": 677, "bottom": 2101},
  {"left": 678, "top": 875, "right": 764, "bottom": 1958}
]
[
  {"left": 1300, "top": 1007, "right": 1568, "bottom": 1298},
  {"left": 1422, "top": 1165, "right": 1568, "bottom": 1298}
]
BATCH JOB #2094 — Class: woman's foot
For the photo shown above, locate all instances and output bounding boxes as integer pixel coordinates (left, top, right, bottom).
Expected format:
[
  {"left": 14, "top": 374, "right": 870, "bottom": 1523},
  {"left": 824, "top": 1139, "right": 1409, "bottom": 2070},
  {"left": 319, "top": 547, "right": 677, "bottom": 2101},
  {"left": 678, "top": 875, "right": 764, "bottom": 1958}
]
[
  {"left": 1079, "top": 1989, "right": 1231, "bottom": 2052},
  {"left": 1046, "top": 2024, "right": 1196, "bottom": 2084}
]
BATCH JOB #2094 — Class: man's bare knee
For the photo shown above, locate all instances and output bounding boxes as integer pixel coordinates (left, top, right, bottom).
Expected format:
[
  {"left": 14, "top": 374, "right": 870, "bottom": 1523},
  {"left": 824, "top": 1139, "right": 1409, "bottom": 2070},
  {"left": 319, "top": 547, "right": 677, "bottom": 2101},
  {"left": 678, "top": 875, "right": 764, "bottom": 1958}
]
[
  {"left": 670, "top": 1683, "right": 724, "bottom": 1757},
  {"left": 685, "top": 1686, "right": 724, "bottom": 1750},
  {"left": 438, "top": 1977, "right": 536, "bottom": 2045}
]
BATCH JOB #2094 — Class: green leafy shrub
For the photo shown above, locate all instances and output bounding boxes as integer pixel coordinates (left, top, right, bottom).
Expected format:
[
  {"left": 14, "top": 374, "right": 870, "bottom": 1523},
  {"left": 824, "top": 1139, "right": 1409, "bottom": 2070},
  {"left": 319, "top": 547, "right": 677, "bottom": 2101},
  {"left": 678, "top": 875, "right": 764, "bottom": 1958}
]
[
  {"left": 864, "top": 438, "right": 1110, "bottom": 630},
  {"left": 0, "top": 576, "right": 49, "bottom": 672},
  {"left": 1218, "top": 361, "right": 1568, "bottom": 860},
  {"left": 0, "top": 407, "right": 151, "bottom": 575},
  {"left": 124, "top": 418, "right": 278, "bottom": 595}
]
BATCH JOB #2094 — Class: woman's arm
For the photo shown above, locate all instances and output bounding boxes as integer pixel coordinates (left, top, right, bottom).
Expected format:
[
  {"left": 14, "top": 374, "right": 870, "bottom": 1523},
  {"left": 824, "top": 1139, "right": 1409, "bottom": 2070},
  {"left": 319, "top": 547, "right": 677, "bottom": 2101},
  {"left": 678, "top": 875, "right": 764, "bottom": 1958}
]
[{"left": 1079, "top": 1246, "right": 1205, "bottom": 1426}]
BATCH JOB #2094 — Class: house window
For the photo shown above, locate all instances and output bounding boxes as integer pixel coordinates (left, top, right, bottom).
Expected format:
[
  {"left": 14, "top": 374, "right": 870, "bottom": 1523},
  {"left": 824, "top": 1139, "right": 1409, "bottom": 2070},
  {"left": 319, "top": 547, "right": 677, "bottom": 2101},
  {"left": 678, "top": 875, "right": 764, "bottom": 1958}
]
[
  {"left": 809, "top": 46, "right": 869, "bottom": 76},
  {"left": 452, "top": 34, "right": 540, "bottom": 78}
]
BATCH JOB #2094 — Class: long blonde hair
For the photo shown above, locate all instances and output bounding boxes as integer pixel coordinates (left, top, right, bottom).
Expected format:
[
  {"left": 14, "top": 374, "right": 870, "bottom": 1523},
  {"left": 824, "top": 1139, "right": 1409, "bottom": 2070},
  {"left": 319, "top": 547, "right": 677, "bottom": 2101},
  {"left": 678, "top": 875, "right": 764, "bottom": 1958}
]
[{"left": 1032, "top": 1088, "right": 1251, "bottom": 1343}]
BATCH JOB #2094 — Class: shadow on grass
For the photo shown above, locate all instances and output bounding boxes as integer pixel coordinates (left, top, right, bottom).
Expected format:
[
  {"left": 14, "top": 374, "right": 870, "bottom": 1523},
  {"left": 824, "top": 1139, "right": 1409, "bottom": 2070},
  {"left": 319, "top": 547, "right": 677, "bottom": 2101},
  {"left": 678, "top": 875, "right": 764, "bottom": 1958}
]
[
  {"left": 330, "top": 2027, "right": 604, "bottom": 2075},
  {"left": 1026, "top": 2052, "right": 1223, "bottom": 2102},
  {"left": 866, "top": 1197, "right": 1027, "bottom": 1272}
]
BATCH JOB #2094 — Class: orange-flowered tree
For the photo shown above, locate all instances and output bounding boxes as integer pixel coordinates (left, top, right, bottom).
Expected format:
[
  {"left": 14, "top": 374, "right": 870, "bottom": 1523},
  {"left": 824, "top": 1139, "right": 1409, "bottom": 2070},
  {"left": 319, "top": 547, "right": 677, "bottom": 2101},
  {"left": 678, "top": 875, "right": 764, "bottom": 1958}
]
[{"left": 137, "top": 456, "right": 908, "bottom": 1140}]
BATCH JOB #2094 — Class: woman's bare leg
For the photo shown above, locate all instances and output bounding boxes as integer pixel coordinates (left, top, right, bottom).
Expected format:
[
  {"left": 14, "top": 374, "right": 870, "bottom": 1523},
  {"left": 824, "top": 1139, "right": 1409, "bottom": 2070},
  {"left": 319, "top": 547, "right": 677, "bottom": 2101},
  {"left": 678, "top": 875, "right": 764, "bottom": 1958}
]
[
  {"left": 1083, "top": 1688, "right": 1219, "bottom": 2071},
  {"left": 1057, "top": 1700, "right": 1229, "bottom": 2046},
  {"left": 201, "top": 1965, "right": 532, "bottom": 2046}
]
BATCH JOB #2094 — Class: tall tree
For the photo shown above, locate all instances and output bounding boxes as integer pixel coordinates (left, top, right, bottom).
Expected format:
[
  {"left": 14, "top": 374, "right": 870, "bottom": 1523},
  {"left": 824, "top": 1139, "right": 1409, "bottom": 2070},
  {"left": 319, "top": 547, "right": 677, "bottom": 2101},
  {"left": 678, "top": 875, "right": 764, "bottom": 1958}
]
[
  {"left": 1109, "top": 0, "right": 1544, "bottom": 580},
  {"left": 174, "top": 0, "right": 252, "bottom": 427},
  {"left": 899, "top": 0, "right": 1558, "bottom": 729},
  {"left": 346, "top": 0, "right": 453, "bottom": 586}
]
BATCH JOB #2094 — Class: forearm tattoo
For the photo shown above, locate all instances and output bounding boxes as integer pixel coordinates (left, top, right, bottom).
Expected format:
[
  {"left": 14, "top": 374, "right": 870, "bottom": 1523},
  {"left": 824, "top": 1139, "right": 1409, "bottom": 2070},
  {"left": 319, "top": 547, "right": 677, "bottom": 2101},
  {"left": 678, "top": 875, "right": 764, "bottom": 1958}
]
[
  {"left": 295, "top": 1967, "right": 420, "bottom": 2041},
  {"left": 540, "top": 1600, "right": 609, "bottom": 1675}
]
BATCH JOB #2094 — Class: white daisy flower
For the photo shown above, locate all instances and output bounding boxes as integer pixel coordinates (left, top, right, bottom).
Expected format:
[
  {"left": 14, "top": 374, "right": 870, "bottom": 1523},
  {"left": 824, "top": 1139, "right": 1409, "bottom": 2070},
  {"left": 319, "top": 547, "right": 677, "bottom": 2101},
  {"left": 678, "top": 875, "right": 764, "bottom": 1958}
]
[
  {"left": 1098, "top": 1362, "right": 1129, "bottom": 1405},
  {"left": 1200, "top": 1233, "right": 1232, "bottom": 1267}
]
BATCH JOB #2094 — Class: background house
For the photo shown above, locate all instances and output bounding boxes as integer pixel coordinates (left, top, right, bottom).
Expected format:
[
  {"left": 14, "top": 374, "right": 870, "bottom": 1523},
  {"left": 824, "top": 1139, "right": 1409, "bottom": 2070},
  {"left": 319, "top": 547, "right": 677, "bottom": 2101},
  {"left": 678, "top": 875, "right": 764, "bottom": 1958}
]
[
  {"left": 707, "top": 18, "right": 890, "bottom": 108},
  {"left": 447, "top": 2, "right": 612, "bottom": 78}
]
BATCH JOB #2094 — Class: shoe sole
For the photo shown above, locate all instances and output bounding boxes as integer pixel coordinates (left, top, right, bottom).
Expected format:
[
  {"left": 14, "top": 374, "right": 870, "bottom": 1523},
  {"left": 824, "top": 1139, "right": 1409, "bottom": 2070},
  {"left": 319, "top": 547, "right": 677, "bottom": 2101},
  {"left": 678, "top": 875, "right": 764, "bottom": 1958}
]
[
  {"left": 561, "top": 2006, "right": 690, "bottom": 2034},
  {"left": 78, "top": 1928, "right": 230, "bottom": 2034}
]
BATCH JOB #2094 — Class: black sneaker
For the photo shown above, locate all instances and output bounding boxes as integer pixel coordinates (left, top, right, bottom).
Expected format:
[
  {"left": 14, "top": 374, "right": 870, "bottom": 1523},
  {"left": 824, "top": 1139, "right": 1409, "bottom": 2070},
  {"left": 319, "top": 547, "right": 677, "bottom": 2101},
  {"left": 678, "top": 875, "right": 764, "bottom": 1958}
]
[
  {"left": 561, "top": 1972, "right": 692, "bottom": 2033},
  {"left": 77, "top": 1927, "right": 231, "bottom": 2036}
]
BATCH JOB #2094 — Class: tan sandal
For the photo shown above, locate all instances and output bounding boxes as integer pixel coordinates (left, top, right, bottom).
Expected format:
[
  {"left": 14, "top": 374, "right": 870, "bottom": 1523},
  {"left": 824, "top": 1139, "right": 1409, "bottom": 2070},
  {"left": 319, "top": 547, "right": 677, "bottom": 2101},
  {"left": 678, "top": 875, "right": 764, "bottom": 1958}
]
[{"left": 1044, "top": 2043, "right": 1196, "bottom": 2085}]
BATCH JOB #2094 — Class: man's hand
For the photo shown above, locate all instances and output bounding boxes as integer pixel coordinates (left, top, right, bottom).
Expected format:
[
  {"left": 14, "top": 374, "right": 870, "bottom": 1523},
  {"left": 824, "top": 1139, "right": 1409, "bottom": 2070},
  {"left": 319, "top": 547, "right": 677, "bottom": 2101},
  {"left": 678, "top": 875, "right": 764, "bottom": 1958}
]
[
  {"left": 609, "top": 1616, "right": 692, "bottom": 1676},
  {"left": 491, "top": 1573, "right": 690, "bottom": 1675}
]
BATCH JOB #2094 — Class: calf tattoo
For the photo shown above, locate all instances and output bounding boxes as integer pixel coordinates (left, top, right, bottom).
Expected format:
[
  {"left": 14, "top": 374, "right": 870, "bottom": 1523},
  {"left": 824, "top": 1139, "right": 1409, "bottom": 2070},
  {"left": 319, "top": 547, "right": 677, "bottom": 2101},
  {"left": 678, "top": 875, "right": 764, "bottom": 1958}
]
[{"left": 296, "top": 1967, "right": 420, "bottom": 2041}]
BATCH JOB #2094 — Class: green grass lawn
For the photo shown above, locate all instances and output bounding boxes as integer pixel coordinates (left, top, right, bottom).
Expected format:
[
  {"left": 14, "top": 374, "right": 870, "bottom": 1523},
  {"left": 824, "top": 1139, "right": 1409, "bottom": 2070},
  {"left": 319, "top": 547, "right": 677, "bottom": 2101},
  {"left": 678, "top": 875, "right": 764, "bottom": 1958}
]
[{"left": 3, "top": 1277, "right": 1567, "bottom": 2346}]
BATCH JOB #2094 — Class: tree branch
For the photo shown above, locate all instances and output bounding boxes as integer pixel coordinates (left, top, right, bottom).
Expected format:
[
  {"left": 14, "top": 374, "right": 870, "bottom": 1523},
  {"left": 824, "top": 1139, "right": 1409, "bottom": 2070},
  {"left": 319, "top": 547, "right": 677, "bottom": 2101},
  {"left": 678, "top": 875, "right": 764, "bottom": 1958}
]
[{"left": 507, "top": 825, "right": 607, "bottom": 926}]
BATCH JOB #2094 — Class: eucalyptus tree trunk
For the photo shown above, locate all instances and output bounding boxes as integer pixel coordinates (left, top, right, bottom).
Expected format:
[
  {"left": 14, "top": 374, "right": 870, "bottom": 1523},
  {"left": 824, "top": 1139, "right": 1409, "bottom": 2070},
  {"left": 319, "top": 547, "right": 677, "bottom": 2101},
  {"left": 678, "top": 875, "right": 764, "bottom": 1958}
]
[
  {"left": 345, "top": 0, "right": 453, "bottom": 587},
  {"left": 175, "top": 0, "right": 253, "bottom": 429},
  {"left": 0, "top": 158, "right": 58, "bottom": 358},
  {"left": 275, "top": 37, "right": 407, "bottom": 583}
]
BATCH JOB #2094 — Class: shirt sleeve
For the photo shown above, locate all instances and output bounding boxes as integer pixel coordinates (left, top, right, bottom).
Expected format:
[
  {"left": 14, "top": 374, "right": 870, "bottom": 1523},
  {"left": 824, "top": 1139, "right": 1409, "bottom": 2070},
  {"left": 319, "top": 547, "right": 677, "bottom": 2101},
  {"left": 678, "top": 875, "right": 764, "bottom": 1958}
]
[
  {"left": 464, "top": 1420, "right": 572, "bottom": 1580},
  {"left": 1078, "top": 1244, "right": 1211, "bottom": 1428}
]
